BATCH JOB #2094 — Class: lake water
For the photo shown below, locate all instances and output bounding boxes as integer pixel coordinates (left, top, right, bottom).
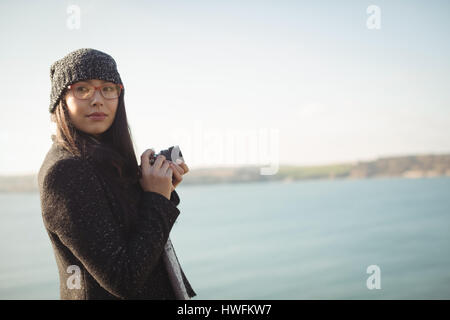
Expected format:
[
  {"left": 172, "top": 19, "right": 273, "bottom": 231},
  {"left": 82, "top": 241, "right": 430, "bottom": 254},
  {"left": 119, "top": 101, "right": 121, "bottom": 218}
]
[{"left": 1, "top": 177, "right": 449, "bottom": 299}]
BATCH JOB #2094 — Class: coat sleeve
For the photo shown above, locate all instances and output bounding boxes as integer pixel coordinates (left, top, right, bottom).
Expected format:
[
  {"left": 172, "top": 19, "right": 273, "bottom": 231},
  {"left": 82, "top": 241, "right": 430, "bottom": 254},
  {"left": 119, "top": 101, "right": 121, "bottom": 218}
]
[
  {"left": 41, "top": 158, "right": 180, "bottom": 299},
  {"left": 170, "top": 189, "right": 180, "bottom": 207}
]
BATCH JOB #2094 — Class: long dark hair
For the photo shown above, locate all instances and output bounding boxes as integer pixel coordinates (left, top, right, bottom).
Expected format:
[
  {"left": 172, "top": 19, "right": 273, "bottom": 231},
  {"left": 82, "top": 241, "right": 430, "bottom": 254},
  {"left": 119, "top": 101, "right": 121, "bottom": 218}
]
[{"left": 51, "top": 88, "right": 141, "bottom": 234}]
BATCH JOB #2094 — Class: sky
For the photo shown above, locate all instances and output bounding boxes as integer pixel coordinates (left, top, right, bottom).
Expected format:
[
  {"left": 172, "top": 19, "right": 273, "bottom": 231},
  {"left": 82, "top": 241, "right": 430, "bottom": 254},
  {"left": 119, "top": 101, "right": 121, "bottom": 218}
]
[{"left": 1, "top": 0, "right": 450, "bottom": 175}]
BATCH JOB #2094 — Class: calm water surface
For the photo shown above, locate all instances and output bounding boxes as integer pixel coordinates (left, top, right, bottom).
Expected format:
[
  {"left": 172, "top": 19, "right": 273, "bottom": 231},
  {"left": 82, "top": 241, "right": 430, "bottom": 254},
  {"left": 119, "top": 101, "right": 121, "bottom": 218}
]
[{"left": 1, "top": 177, "right": 449, "bottom": 299}]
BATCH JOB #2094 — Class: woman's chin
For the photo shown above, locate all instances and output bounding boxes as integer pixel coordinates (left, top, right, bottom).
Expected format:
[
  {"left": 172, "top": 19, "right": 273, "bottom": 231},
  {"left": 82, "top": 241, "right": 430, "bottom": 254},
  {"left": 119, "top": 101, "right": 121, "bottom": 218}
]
[{"left": 82, "top": 125, "right": 108, "bottom": 136}]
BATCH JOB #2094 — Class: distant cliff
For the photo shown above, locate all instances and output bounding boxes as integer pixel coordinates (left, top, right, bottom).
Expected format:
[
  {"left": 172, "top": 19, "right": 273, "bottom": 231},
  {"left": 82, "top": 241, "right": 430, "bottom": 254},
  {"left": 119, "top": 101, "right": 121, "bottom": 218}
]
[
  {"left": 0, "top": 175, "right": 38, "bottom": 192},
  {"left": 1, "top": 154, "right": 449, "bottom": 192},
  {"left": 348, "top": 154, "right": 450, "bottom": 179}
]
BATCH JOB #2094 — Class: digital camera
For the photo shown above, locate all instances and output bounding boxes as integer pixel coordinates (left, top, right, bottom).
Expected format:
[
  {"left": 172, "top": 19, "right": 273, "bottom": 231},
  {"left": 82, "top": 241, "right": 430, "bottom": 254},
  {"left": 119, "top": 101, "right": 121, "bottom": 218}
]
[{"left": 149, "top": 145, "right": 184, "bottom": 166}]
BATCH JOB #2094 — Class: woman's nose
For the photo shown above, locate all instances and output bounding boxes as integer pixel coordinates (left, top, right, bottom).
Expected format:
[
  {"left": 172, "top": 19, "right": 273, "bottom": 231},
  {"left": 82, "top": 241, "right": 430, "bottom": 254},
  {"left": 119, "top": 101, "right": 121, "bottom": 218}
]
[{"left": 90, "top": 88, "right": 104, "bottom": 105}]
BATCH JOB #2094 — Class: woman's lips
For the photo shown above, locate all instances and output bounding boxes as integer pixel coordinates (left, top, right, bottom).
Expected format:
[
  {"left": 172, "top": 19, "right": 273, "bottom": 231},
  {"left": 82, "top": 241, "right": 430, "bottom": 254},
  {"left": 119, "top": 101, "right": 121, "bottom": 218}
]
[{"left": 88, "top": 114, "right": 107, "bottom": 121}]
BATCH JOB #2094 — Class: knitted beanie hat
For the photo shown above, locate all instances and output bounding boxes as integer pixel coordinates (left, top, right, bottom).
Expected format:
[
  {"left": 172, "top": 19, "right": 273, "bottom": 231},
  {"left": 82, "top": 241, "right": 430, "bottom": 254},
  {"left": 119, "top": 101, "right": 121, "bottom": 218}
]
[{"left": 49, "top": 48, "right": 123, "bottom": 113}]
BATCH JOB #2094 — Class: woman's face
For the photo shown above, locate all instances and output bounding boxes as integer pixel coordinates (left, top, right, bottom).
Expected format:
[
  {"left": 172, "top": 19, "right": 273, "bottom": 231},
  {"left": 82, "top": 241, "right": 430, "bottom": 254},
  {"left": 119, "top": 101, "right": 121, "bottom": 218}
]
[{"left": 64, "top": 79, "right": 119, "bottom": 137}]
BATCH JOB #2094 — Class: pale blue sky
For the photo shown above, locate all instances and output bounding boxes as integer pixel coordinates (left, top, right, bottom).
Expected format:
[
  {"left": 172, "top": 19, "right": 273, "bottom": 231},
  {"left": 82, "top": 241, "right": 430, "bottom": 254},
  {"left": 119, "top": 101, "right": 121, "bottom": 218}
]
[{"left": 1, "top": 0, "right": 450, "bottom": 175}]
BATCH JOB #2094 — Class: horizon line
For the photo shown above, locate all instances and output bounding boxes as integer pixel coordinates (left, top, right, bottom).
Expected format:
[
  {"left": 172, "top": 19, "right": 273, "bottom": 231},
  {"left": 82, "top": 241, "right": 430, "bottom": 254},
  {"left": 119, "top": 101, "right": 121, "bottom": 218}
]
[{"left": 1, "top": 151, "right": 450, "bottom": 177}]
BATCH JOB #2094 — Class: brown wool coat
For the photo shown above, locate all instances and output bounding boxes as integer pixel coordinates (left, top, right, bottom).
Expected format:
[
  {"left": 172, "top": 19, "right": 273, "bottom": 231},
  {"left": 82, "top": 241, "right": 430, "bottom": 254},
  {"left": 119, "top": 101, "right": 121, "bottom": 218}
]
[{"left": 38, "top": 141, "right": 196, "bottom": 299}]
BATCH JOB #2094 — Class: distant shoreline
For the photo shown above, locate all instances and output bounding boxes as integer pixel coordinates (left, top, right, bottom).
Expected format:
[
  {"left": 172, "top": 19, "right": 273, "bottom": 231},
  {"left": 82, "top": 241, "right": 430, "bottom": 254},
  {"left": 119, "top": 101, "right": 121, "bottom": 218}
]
[{"left": 1, "top": 153, "right": 449, "bottom": 192}]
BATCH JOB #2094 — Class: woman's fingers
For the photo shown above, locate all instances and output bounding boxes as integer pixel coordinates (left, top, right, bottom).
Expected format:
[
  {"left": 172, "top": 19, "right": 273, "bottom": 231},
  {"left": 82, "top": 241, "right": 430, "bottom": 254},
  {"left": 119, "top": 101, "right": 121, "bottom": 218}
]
[
  {"left": 179, "top": 162, "right": 189, "bottom": 174},
  {"left": 171, "top": 162, "right": 183, "bottom": 177},
  {"left": 169, "top": 160, "right": 189, "bottom": 189},
  {"left": 171, "top": 164, "right": 183, "bottom": 187},
  {"left": 152, "top": 155, "right": 166, "bottom": 169},
  {"left": 160, "top": 159, "right": 170, "bottom": 174},
  {"left": 140, "top": 149, "right": 154, "bottom": 172},
  {"left": 170, "top": 162, "right": 185, "bottom": 175},
  {"left": 165, "top": 166, "right": 173, "bottom": 178}
]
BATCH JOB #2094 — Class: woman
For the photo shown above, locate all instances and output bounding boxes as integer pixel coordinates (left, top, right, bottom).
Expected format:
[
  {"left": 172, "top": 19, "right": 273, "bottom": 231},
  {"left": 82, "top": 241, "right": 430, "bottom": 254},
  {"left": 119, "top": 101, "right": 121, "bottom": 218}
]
[{"left": 37, "top": 48, "right": 196, "bottom": 300}]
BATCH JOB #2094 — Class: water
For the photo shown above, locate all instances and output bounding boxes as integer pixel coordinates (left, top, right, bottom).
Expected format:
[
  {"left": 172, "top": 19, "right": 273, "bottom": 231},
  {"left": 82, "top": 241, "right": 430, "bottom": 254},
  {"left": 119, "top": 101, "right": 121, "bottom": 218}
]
[{"left": 1, "top": 177, "right": 449, "bottom": 299}]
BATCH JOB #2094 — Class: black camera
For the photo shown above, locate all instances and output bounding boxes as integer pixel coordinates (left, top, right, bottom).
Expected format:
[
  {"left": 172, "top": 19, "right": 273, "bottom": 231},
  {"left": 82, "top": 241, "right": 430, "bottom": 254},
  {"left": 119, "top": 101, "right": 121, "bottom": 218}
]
[{"left": 149, "top": 145, "right": 184, "bottom": 166}]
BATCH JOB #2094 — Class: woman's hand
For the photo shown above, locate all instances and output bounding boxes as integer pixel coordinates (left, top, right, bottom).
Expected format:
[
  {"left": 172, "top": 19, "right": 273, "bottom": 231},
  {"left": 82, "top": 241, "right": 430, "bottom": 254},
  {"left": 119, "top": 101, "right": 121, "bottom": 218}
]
[
  {"left": 139, "top": 149, "right": 173, "bottom": 200},
  {"left": 168, "top": 160, "right": 189, "bottom": 191}
]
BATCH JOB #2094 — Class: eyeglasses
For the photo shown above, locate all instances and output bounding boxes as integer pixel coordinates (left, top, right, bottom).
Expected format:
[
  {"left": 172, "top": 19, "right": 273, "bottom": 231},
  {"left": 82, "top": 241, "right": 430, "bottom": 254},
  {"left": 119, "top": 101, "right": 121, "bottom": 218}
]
[{"left": 67, "top": 82, "right": 123, "bottom": 100}]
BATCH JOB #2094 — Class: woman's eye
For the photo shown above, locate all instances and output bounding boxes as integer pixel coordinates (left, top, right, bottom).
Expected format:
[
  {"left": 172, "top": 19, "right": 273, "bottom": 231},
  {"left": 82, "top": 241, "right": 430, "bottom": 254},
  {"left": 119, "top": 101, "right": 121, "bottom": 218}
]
[
  {"left": 76, "top": 86, "right": 88, "bottom": 92},
  {"left": 102, "top": 86, "right": 115, "bottom": 92}
]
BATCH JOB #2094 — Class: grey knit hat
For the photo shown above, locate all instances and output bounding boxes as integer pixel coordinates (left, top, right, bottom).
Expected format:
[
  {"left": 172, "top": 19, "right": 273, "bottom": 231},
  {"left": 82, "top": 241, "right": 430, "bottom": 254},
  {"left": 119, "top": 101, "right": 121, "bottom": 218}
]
[{"left": 49, "top": 48, "right": 123, "bottom": 113}]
